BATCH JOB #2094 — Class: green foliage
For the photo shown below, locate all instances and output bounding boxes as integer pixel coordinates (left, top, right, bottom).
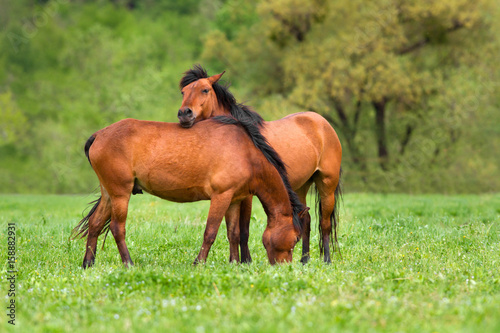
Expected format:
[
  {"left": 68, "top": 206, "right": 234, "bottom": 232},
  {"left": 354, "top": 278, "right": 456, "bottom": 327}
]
[
  {"left": 202, "top": 1, "right": 283, "bottom": 95},
  {"left": 0, "top": 1, "right": 208, "bottom": 193},
  {"left": 1, "top": 194, "right": 499, "bottom": 331},
  {"left": 201, "top": 0, "right": 500, "bottom": 193},
  {"left": 0, "top": 0, "right": 499, "bottom": 193},
  {"left": 0, "top": 89, "right": 26, "bottom": 145}
]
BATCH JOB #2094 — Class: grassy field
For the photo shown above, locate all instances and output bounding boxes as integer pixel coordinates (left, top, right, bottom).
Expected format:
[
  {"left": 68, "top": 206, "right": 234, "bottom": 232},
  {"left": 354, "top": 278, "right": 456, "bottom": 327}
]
[{"left": 1, "top": 193, "right": 499, "bottom": 332}]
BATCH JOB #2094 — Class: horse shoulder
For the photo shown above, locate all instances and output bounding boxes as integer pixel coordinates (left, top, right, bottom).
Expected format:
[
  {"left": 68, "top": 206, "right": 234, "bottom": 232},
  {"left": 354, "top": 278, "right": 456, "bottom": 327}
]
[{"left": 206, "top": 125, "right": 256, "bottom": 194}]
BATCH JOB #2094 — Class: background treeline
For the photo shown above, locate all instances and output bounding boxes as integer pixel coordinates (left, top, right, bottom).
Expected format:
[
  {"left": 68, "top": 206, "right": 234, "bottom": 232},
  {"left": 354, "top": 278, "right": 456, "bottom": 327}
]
[{"left": 1, "top": 0, "right": 499, "bottom": 194}]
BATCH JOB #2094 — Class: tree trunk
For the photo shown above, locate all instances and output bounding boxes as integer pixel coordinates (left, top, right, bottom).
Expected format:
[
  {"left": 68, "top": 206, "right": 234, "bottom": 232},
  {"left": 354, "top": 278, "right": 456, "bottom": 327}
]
[
  {"left": 320, "top": 100, "right": 368, "bottom": 181},
  {"left": 373, "top": 99, "right": 389, "bottom": 170}
]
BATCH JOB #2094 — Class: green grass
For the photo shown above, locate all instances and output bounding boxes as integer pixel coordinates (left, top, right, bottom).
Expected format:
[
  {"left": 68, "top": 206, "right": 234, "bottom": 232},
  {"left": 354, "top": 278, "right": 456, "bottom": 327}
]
[{"left": 1, "top": 193, "right": 500, "bottom": 332}]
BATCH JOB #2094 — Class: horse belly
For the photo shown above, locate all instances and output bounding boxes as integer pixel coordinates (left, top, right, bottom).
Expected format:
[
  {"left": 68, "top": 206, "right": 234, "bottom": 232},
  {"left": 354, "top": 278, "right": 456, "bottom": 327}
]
[
  {"left": 146, "top": 187, "right": 210, "bottom": 203},
  {"left": 135, "top": 168, "right": 212, "bottom": 203}
]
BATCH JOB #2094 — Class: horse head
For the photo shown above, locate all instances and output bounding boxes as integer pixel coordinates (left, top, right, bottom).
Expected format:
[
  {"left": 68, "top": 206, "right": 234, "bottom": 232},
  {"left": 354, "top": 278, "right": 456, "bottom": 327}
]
[
  {"left": 262, "top": 222, "right": 301, "bottom": 264},
  {"left": 178, "top": 71, "right": 225, "bottom": 128}
]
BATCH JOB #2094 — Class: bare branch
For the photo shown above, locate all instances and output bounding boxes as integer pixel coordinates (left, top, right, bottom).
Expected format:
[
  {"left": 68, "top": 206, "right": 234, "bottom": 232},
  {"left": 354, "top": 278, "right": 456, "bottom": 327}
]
[
  {"left": 353, "top": 100, "right": 362, "bottom": 129},
  {"left": 399, "top": 124, "right": 414, "bottom": 155},
  {"left": 331, "top": 97, "right": 350, "bottom": 129},
  {"left": 397, "top": 20, "right": 466, "bottom": 55}
]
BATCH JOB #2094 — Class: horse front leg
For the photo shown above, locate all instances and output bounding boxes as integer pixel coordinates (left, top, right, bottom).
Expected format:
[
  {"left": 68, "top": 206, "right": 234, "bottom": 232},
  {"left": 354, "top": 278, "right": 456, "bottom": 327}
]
[
  {"left": 295, "top": 186, "right": 311, "bottom": 264},
  {"left": 225, "top": 203, "right": 241, "bottom": 263},
  {"left": 194, "top": 192, "right": 233, "bottom": 265},
  {"left": 239, "top": 196, "right": 253, "bottom": 263},
  {"left": 300, "top": 211, "right": 312, "bottom": 264}
]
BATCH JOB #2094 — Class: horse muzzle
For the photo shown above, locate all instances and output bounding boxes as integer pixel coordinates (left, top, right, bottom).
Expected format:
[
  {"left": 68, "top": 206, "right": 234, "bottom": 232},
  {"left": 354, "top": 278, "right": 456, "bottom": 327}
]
[{"left": 178, "top": 107, "right": 195, "bottom": 128}]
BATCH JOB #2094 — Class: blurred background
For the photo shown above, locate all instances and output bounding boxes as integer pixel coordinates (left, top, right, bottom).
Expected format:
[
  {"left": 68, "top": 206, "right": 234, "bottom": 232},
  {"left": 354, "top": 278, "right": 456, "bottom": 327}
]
[{"left": 0, "top": 0, "right": 499, "bottom": 194}]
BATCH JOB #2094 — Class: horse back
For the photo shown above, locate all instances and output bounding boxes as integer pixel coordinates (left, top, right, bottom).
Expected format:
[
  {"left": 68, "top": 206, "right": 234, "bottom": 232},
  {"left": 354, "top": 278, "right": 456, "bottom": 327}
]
[
  {"left": 88, "top": 118, "right": 258, "bottom": 201},
  {"left": 261, "top": 112, "right": 341, "bottom": 188}
]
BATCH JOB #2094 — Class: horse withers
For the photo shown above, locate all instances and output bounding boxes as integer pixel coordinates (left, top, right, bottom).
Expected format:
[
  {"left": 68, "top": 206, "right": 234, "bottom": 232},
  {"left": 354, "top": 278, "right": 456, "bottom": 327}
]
[
  {"left": 178, "top": 65, "right": 343, "bottom": 264},
  {"left": 72, "top": 117, "right": 308, "bottom": 267}
]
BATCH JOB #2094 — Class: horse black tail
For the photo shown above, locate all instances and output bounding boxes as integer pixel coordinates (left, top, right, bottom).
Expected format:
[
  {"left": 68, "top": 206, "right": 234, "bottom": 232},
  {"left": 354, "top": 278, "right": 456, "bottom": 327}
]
[
  {"left": 84, "top": 135, "right": 95, "bottom": 166},
  {"left": 212, "top": 115, "right": 306, "bottom": 234},
  {"left": 71, "top": 134, "right": 112, "bottom": 248},
  {"left": 70, "top": 197, "right": 112, "bottom": 247},
  {"left": 317, "top": 167, "right": 343, "bottom": 257}
]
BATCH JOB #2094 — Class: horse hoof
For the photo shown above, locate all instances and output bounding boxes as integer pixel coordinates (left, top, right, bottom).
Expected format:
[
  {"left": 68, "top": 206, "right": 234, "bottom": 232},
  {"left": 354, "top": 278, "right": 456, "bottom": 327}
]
[
  {"left": 240, "top": 253, "right": 252, "bottom": 264},
  {"left": 82, "top": 260, "right": 94, "bottom": 269}
]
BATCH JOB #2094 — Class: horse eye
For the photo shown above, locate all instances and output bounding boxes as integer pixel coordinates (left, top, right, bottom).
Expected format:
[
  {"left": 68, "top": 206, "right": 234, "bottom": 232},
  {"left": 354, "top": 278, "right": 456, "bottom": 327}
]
[
  {"left": 202, "top": 89, "right": 209, "bottom": 94},
  {"left": 181, "top": 91, "right": 184, "bottom": 95}
]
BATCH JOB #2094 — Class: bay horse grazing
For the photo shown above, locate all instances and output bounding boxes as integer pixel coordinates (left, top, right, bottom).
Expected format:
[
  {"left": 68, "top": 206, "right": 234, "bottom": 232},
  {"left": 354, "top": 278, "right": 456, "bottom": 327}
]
[
  {"left": 72, "top": 117, "right": 308, "bottom": 268},
  {"left": 178, "top": 65, "right": 343, "bottom": 264}
]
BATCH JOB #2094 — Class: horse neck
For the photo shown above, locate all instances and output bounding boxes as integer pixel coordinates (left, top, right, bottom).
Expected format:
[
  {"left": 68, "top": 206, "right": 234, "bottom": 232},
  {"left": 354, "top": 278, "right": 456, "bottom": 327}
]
[
  {"left": 253, "top": 164, "right": 294, "bottom": 227},
  {"left": 210, "top": 99, "right": 231, "bottom": 117}
]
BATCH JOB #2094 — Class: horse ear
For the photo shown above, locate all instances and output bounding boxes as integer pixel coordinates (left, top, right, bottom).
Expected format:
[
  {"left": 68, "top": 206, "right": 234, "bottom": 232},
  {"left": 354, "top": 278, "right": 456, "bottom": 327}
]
[
  {"left": 208, "top": 71, "right": 225, "bottom": 85},
  {"left": 298, "top": 207, "right": 310, "bottom": 219}
]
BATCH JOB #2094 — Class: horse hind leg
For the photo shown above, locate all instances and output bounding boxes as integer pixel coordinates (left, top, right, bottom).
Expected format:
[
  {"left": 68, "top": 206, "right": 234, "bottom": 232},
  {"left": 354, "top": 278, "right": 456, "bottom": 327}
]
[
  {"left": 314, "top": 174, "right": 340, "bottom": 264},
  {"left": 82, "top": 194, "right": 112, "bottom": 269},
  {"left": 319, "top": 196, "right": 335, "bottom": 263},
  {"left": 109, "top": 194, "right": 134, "bottom": 267}
]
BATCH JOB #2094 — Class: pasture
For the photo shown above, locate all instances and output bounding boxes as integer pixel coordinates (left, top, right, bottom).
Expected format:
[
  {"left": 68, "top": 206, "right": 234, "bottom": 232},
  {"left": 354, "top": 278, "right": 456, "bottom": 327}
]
[{"left": 1, "top": 193, "right": 500, "bottom": 332}]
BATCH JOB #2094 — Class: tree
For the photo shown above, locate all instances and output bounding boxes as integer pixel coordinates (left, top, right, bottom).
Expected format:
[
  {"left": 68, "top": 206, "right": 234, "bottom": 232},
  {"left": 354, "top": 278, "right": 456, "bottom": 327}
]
[
  {"left": 0, "top": 89, "right": 26, "bottom": 145},
  {"left": 202, "top": 0, "right": 499, "bottom": 191}
]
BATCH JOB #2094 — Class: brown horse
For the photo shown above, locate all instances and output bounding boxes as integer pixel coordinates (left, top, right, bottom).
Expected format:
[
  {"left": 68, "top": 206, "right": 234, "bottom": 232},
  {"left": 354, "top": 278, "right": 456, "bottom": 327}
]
[
  {"left": 72, "top": 117, "right": 308, "bottom": 268},
  {"left": 177, "top": 65, "right": 342, "bottom": 264}
]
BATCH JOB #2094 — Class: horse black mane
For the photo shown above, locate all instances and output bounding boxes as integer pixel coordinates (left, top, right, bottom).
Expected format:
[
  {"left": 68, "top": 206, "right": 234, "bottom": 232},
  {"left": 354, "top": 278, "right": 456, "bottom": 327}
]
[
  {"left": 212, "top": 116, "right": 305, "bottom": 233},
  {"left": 180, "top": 64, "right": 264, "bottom": 126}
]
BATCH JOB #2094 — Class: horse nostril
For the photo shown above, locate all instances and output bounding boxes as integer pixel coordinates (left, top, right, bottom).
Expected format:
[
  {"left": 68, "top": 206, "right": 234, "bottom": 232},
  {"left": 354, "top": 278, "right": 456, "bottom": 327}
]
[{"left": 178, "top": 108, "right": 193, "bottom": 118}]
